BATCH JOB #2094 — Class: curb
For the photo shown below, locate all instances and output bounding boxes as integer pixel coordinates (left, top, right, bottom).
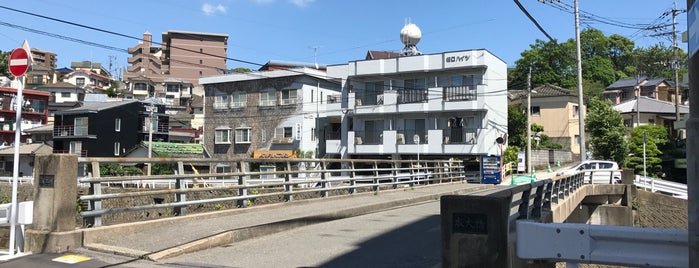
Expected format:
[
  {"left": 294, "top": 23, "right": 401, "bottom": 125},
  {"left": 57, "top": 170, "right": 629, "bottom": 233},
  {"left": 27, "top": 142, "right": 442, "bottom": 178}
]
[{"left": 106, "top": 183, "right": 492, "bottom": 261}]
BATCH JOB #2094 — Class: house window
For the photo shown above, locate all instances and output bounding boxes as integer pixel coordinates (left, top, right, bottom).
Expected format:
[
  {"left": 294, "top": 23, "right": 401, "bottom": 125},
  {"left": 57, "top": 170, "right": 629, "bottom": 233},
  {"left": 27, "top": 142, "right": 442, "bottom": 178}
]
[
  {"left": 235, "top": 128, "right": 252, "bottom": 143},
  {"left": 572, "top": 105, "right": 579, "bottom": 118},
  {"left": 275, "top": 127, "right": 294, "bottom": 138},
  {"left": 260, "top": 89, "right": 276, "bottom": 106},
  {"left": 32, "top": 75, "right": 42, "bottom": 84},
  {"left": 404, "top": 78, "right": 426, "bottom": 90},
  {"left": 114, "top": 142, "right": 121, "bottom": 156},
  {"left": 134, "top": 83, "right": 147, "bottom": 91},
  {"left": 74, "top": 117, "right": 88, "bottom": 136},
  {"left": 648, "top": 119, "right": 655, "bottom": 124},
  {"left": 69, "top": 141, "right": 82, "bottom": 156},
  {"left": 115, "top": 118, "right": 121, "bottom": 132},
  {"left": 531, "top": 106, "right": 541, "bottom": 116},
  {"left": 76, "top": 78, "right": 85, "bottom": 86},
  {"left": 280, "top": 89, "right": 297, "bottom": 105},
  {"left": 60, "top": 92, "right": 71, "bottom": 98},
  {"left": 166, "top": 84, "right": 180, "bottom": 93},
  {"left": 214, "top": 95, "right": 228, "bottom": 110},
  {"left": 574, "top": 135, "right": 580, "bottom": 146},
  {"left": 215, "top": 128, "right": 231, "bottom": 144},
  {"left": 261, "top": 129, "right": 267, "bottom": 142},
  {"left": 231, "top": 91, "right": 247, "bottom": 108}
]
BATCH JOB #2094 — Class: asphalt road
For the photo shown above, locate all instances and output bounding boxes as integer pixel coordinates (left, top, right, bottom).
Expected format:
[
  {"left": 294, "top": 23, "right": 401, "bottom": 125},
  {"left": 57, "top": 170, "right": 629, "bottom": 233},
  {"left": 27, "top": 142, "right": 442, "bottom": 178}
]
[{"left": 165, "top": 201, "right": 443, "bottom": 268}]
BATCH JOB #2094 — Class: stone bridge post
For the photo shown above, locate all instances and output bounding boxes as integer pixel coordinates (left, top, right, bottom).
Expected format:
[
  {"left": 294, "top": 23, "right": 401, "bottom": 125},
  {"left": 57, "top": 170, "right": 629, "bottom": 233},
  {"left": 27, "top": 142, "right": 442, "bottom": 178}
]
[{"left": 24, "top": 154, "right": 80, "bottom": 253}]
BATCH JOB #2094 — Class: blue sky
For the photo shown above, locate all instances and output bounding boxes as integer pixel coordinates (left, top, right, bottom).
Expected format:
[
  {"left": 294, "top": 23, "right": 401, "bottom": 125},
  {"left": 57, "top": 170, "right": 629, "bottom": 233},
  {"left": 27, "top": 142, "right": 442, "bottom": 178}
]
[{"left": 0, "top": 0, "right": 689, "bottom": 72}]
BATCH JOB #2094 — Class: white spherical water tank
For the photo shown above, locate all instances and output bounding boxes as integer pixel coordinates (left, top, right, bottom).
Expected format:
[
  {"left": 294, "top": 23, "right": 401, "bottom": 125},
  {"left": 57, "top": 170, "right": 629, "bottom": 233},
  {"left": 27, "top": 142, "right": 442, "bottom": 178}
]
[{"left": 400, "top": 23, "right": 422, "bottom": 46}]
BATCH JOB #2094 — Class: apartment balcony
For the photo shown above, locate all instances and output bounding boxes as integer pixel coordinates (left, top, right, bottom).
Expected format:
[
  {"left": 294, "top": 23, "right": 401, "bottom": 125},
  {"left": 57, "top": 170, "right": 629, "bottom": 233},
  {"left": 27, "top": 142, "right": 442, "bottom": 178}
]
[
  {"left": 52, "top": 149, "right": 88, "bottom": 157},
  {"left": 53, "top": 125, "right": 91, "bottom": 138},
  {"left": 348, "top": 129, "right": 481, "bottom": 155},
  {"left": 349, "top": 85, "right": 485, "bottom": 115}
]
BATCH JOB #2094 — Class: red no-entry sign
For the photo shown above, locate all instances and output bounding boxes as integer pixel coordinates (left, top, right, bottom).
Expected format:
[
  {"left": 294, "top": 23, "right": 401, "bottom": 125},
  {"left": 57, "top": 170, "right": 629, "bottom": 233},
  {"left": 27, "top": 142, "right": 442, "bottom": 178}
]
[{"left": 9, "top": 48, "right": 29, "bottom": 77}]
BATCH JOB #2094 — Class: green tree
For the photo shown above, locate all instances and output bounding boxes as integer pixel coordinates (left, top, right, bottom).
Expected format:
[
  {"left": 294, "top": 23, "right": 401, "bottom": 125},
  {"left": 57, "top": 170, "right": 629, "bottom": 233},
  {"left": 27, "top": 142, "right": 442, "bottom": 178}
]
[
  {"left": 530, "top": 123, "right": 563, "bottom": 150},
  {"left": 105, "top": 80, "right": 119, "bottom": 97},
  {"left": 634, "top": 44, "right": 687, "bottom": 79},
  {"left": 626, "top": 125, "right": 668, "bottom": 177},
  {"left": 230, "top": 67, "right": 252, "bottom": 73},
  {"left": 585, "top": 97, "right": 628, "bottom": 164},
  {"left": 0, "top": 51, "right": 8, "bottom": 78},
  {"left": 507, "top": 104, "right": 526, "bottom": 148}
]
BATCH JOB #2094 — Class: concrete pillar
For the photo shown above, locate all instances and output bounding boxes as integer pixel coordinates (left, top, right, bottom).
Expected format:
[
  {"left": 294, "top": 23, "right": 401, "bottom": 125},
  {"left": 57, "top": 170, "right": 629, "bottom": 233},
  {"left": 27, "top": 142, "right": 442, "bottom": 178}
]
[
  {"left": 441, "top": 192, "right": 546, "bottom": 268},
  {"left": 25, "top": 154, "right": 80, "bottom": 253}
]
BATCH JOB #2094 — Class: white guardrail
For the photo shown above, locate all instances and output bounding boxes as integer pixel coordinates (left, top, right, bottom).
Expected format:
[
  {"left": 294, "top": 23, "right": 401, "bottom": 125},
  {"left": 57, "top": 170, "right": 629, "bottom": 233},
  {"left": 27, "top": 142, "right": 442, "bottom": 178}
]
[{"left": 634, "top": 175, "right": 687, "bottom": 199}]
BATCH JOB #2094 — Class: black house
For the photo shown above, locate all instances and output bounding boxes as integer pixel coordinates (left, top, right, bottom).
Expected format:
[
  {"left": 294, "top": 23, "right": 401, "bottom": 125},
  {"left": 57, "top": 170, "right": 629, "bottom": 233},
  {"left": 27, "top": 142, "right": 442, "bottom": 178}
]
[{"left": 53, "top": 99, "right": 169, "bottom": 157}]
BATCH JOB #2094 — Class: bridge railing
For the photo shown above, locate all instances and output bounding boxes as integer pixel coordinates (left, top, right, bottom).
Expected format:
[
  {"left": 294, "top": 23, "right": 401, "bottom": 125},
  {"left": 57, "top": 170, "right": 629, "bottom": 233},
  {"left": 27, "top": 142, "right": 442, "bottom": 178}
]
[
  {"left": 441, "top": 172, "right": 586, "bottom": 267},
  {"left": 77, "top": 157, "right": 466, "bottom": 227},
  {"left": 634, "top": 175, "right": 687, "bottom": 199}
]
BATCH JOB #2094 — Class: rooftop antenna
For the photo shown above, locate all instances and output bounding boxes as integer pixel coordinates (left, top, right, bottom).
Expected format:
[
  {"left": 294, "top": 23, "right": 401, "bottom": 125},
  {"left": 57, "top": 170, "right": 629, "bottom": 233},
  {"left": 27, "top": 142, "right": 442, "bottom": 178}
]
[
  {"left": 400, "top": 18, "right": 422, "bottom": 56},
  {"left": 309, "top": 46, "right": 321, "bottom": 69}
]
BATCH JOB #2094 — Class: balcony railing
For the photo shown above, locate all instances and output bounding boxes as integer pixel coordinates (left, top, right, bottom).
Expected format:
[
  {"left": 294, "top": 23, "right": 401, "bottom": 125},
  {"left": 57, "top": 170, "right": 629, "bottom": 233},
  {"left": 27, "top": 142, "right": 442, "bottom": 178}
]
[
  {"left": 280, "top": 98, "right": 297, "bottom": 105},
  {"left": 443, "top": 86, "right": 477, "bottom": 101},
  {"left": 213, "top": 102, "right": 228, "bottom": 110},
  {"left": 53, "top": 125, "right": 89, "bottom": 137},
  {"left": 52, "top": 149, "right": 88, "bottom": 157},
  {"left": 353, "top": 131, "right": 382, "bottom": 145},
  {"left": 396, "top": 130, "right": 428, "bottom": 144},
  {"left": 398, "top": 89, "right": 428, "bottom": 104},
  {"left": 443, "top": 128, "right": 478, "bottom": 144}
]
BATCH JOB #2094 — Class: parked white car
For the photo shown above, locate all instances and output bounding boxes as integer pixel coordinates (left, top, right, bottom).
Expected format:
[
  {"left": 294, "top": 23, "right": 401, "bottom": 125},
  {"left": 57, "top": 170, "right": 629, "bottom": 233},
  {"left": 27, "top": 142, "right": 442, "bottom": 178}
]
[{"left": 555, "top": 160, "right": 622, "bottom": 184}]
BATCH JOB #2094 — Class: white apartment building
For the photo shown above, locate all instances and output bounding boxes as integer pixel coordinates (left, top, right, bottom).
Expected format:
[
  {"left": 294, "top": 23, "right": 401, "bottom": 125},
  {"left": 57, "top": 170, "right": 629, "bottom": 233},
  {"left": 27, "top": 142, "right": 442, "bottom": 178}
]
[{"left": 323, "top": 49, "right": 508, "bottom": 163}]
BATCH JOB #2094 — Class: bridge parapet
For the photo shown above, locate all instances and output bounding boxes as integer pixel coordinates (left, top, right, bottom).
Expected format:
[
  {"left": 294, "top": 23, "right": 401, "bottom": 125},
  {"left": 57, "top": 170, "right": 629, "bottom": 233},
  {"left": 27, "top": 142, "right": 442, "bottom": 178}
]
[{"left": 440, "top": 172, "right": 633, "bottom": 267}]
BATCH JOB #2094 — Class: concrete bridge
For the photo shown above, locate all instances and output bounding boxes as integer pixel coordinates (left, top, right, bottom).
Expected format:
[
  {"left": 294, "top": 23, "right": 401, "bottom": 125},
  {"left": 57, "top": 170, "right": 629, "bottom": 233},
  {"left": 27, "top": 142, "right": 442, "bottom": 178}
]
[{"left": 0, "top": 154, "right": 688, "bottom": 267}]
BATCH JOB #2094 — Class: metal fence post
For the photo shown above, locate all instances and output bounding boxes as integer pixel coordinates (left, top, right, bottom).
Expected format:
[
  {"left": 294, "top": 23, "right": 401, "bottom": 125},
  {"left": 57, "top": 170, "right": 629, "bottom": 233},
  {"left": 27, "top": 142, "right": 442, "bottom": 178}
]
[
  {"left": 320, "top": 160, "right": 329, "bottom": 197},
  {"left": 174, "top": 161, "right": 186, "bottom": 216},
  {"left": 349, "top": 161, "right": 356, "bottom": 195},
  {"left": 88, "top": 161, "right": 102, "bottom": 227},
  {"left": 237, "top": 161, "right": 248, "bottom": 208},
  {"left": 372, "top": 161, "right": 379, "bottom": 192},
  {"left": 284, "top": 161, "right": 293, "bottom": 202}
]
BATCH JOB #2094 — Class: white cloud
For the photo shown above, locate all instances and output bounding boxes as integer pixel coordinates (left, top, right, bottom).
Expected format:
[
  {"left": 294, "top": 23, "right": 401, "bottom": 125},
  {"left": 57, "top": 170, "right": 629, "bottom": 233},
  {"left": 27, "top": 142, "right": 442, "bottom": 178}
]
[
  {"left": 202, "top": 3, "right": 227, "bottom": 15},
  {"left": 289, "top": 0, "right": 315, "bottom": 7}
]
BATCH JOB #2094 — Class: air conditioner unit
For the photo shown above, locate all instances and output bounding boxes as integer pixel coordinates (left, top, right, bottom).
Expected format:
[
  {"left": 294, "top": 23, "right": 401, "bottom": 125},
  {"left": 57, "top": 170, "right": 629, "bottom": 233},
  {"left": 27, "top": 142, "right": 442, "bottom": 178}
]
[{"left": 397, "top": 134, "right": 405, "bottom": 144}]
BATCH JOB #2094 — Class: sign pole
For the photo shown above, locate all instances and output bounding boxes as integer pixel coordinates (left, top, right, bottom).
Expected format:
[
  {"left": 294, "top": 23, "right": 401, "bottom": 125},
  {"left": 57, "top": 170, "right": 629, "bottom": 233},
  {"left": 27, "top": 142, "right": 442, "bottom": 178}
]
[
  {"left": 5, "top": 45, "right": 30, "bottom": 259},
  {"left": 8, "top": 77, "right": 23, "bottom": 257}
]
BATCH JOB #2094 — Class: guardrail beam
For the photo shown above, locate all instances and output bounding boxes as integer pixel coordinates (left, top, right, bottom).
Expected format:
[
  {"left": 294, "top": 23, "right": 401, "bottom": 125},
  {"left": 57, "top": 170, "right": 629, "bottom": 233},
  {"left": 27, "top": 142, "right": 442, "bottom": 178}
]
[{"left": 517, "top": 221, "right": 688, "bottom": 267}]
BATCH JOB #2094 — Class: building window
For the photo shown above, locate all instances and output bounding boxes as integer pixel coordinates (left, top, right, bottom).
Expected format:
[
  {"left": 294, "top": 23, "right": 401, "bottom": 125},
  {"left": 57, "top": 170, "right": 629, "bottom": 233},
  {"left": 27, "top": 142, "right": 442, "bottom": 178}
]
[
  {"left": 166, "top": 84, "right": 181, "bottom": 93},
  {"left": 648, "top": 119, "right": 655, "bottom": 124},
  {"left": 32, "top": 75, "right": 42, "bottom": 84},
  {"left": 199, "top": 59, "right": 203, "bottom": 64},
  {"left": 61, "top": 92, "right": 71, "bottom": 98},
  {"left": 260, "top": 89, "right": 276, "bottom": 106},
  {"left": 76, "top": 78, "right": 85, "bottom": 87},
  {"left": 275, "top": 127, "right": 294, "bottom": 138},
  {"left": 231, "top": 91, "right": 247, "bottom": 108},
  {"left": 261, "top": 129, "right": 267, "bottom": 142},
  {"left": 74, "top": 117, "right": 88, "bottom": 136},
  {"left": 115, "top": 118, "right": 121, "bottom": 132},
  {"left": 214, "top": 95, "right": 228, "bottom": 110},
  {"left": 280, "top": 89, "right": 297, "bottom": 105},
  {"left": 574, "top": 135, "right": 580, "bottom": 146},
  {"left": 235, "top": 128, "right": 252, "bottom": 143},
  {"left": 215, "top": 128, "right": 231, "bottom": 144},
  {"left": 114, "top": 142, "right": 121, "bottom": 156},
  {"left": 69, "top": 141, "right": 82, "bottom": 156},
  {"left": 572, "top": 105, "right": 579, "bottom": 118},
  {"left": 134, "top": 83, "right": 147, "bottom": 91},
  {"left": 531, "top": 106, "right": 541, "bottom": 116},
  {"left": 311, "top": 127, "right": 316, "bottom": 141}
]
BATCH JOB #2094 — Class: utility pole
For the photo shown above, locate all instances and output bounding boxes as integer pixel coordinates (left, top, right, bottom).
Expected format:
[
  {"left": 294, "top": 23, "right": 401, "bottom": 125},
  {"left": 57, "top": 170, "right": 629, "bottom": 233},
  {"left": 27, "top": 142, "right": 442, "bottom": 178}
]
[
  {"left": 671, "top": 3, "right": 687, "bottom": 131},
  {"left": 527, "top": 66, "right": 532, "bottom": 175},
  {"left": 574, "top": 0, "right": 586, "bottom": 162},
  {"left": 684, "top": 0, "right": 697, "bottom": 265}
]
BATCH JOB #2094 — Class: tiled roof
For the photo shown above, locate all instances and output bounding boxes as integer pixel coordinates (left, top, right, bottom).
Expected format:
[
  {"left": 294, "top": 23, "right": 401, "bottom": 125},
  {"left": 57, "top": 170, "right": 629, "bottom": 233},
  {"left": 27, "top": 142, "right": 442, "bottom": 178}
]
[
  {"left": 643, "top": 78, "right": 667, "bottom": 87},
  {"left": 36, "top": 82, "right": 84, "bottom": 90},
  {"left": 613, "top": 96, "right": 689, "bottom": 114},
  {"left": 365, "top": 50, "right": 400, "bottom": 60},
  {"left": 606, "top": 77, "right": 645, "bottom": 89},
  {"left": 507, "top": 84, "right": 575, "bottom": 100},
  {"left": 0, "top": 143, "right": 53, "bottom": 156},
  {"left": 55, "top": 99, "right": 138, "bottom": 115}
]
